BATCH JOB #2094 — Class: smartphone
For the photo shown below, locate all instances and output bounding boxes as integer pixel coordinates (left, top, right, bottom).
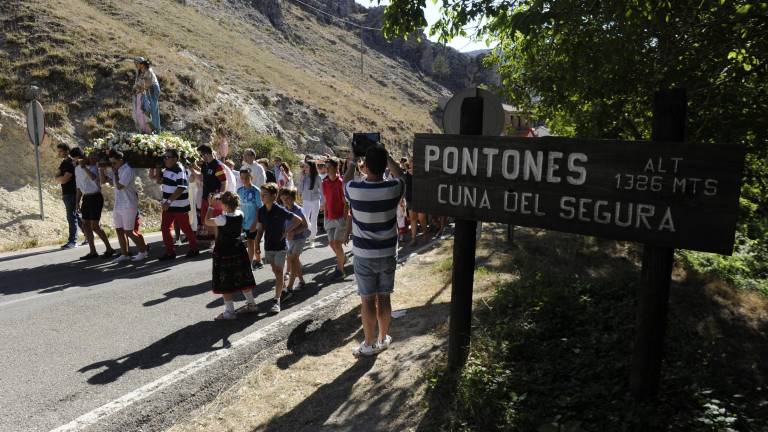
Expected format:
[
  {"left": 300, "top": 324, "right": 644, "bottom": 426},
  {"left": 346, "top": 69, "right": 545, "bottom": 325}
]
[{"left": 352, "top": 132, "right": 381, "bottom": 157}]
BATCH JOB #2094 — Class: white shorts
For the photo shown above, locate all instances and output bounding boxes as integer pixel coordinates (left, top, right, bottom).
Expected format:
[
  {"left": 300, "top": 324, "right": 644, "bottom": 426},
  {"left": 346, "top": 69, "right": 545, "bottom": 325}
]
[{"left": 113, "top": 208, "right": 138, "bottom": 230}]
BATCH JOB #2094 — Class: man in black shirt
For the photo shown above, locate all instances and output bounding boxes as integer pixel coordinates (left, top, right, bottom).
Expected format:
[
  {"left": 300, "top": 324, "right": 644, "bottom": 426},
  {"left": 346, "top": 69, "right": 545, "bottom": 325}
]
[
  {"left": 192, "top": 145, "right": 227, "bottom": 237},
  {"left": 55, "top": 143, "right": 82, "bottom": 249}
]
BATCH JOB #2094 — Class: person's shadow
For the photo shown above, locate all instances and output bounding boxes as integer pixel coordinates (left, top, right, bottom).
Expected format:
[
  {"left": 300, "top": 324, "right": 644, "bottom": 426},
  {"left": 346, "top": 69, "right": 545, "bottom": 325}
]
[
  {"left": 78, "top": 313, "right": 263, "bottom": 385},
  {"left": 262, "top": 357, "right": 377, "bottom": 432},
  {"left": 275, "top": 309, "right": 363, "bottom": 370}
]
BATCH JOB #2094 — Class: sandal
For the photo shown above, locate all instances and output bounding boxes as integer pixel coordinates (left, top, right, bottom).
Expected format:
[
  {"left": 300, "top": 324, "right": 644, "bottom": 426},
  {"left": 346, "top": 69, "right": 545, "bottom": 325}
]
[
  {"left": 214, "top": 311, "right": 237, "bottom": 321},
  {"left": 237, "top": 303, "right": 258, "bottom": 314}
]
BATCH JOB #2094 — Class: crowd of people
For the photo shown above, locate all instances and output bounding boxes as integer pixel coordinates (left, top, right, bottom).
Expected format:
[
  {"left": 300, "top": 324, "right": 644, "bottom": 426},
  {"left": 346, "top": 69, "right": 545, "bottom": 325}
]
[
  {"left": 53, "top": 137, "right": 451, "bottom": 357},
  {"left": 48, "top": 51, "right": 451, "bottom": 357}
]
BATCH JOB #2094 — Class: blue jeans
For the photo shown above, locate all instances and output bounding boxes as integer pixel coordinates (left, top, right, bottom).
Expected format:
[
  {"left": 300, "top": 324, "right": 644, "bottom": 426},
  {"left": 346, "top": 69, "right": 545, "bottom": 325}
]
[
  {"left": 354, "top": 256, "right": 397, "bottom": 297},
  {"left": 146, "top": 84, "right": 161, "bottom": 132},
  {"left": 62, "top": 194, "right": 82, "bottom": 243}
]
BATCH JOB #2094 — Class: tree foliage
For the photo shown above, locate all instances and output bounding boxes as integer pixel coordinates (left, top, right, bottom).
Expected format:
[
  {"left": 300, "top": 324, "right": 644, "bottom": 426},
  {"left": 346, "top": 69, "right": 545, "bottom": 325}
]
[{"left": 384, "top": 0, "right": 768, "bottom": 287}]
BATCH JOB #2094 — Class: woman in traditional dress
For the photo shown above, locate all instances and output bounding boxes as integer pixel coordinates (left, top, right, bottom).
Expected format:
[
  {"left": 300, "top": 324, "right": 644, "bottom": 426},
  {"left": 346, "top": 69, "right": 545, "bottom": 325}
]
[
  {"left": 297, "top": 160, "right": 321, "bottom": 247},
  {"left": 205, "top": 191, "right": 257, "bottom": 320}
]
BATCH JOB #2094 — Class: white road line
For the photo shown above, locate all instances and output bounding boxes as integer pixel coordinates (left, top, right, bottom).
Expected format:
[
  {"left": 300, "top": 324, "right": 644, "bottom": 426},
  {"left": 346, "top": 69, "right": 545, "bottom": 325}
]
[
  {"left": 0, "top": 290, "right": 69, "bottom": 309},
  {"left": 48, "top": 235, "right": 447, "bottom": 432}
]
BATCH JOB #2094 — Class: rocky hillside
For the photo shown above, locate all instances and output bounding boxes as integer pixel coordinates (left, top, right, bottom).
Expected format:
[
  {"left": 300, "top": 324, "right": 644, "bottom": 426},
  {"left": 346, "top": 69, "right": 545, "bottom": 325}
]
[{"left": 0, "top": 0, "right": 494, "bottom": 249}]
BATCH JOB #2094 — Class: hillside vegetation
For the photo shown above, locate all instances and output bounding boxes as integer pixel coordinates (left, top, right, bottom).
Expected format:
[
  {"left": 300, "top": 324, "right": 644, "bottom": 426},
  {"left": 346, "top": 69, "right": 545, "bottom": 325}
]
[{"left": 0, "top": 0, "right": 483, "bottom": 248}]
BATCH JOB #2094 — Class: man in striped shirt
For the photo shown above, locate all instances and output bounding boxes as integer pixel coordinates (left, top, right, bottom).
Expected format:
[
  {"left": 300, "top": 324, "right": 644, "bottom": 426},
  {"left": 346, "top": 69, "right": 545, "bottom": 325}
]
[
  {"left": 344, "top": 144, "right": 404, "bottom": 357},
  {"left": 153, "top": 149, "right": 199, "bottom": 260}
]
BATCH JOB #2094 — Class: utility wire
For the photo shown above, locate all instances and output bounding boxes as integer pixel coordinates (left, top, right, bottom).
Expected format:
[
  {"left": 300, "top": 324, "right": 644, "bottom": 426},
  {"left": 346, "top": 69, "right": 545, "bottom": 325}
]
[{"left": 286, "top": 0, "right": 384, "bottom": 31}]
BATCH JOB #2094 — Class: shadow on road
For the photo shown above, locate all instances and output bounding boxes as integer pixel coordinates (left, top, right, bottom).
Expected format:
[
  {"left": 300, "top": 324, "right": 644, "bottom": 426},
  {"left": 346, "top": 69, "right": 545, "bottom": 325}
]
[
  {"left": 142, "top": 280, "right": 213, "bottom": 307},
  {"left": 78, "top": 304, "right": 272, "bottom": 385},
  {"left": 0, "top": 240, "right": 209, "bottom": 297}
]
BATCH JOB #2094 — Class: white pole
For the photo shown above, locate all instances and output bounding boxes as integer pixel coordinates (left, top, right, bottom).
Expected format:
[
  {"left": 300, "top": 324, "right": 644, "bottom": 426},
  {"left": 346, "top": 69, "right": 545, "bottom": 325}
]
[{"left": 360, "top": 27, "right": 364, "bottom": 76}]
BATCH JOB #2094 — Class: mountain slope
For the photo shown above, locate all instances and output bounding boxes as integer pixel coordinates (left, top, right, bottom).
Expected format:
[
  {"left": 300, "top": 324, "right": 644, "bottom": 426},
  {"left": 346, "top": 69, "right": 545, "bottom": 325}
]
[{"left": 0, "top": 0, "right": 469, "bottom": 248}]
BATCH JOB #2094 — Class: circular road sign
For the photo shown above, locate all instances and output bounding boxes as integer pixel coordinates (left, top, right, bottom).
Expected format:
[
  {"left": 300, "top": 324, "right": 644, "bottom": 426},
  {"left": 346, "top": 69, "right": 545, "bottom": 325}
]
[{"left": 442, "top": 88, "right": 505, "bottom": 136}]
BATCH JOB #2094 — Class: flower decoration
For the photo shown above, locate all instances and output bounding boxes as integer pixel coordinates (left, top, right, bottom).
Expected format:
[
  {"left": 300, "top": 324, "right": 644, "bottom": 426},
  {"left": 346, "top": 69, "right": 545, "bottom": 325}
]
[{"left": 87, "top": 132, "right": 200, "bottom": 167}]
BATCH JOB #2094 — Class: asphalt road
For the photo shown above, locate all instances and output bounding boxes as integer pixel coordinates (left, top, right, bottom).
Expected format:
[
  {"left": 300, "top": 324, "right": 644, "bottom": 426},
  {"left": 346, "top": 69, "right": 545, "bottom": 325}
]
[{"left": 0, "top": 232, "right": 436, "bottom": 432}]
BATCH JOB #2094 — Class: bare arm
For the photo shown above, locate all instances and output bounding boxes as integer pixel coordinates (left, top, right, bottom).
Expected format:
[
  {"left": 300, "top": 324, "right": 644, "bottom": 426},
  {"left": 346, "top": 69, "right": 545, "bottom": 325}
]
[
  {"left": 387, "top": 155, "right": 402, "bottom": 178},
  {"left": 284, "top": 214, "right": 304, "bottom": 239},
  {"left": 343, "top": 157, "right": 357, "bottom": 184},
  {"left": 203, "top": 207, "right": 219, "bottom": 227},
  {"left": 255, "top": 224, "right": 264, "bottom": 252},
  {"left": 149, "top": 168, "right": 162, "bottom": 184},
  {"left": 75, "top": 188, "right": 82, "bottom": 211},
  {"left": 344, "top": 211, "right": 353, "bottom": 245},
  {"left": 55, "top": 172, "right": 73, "bottom": 184}
]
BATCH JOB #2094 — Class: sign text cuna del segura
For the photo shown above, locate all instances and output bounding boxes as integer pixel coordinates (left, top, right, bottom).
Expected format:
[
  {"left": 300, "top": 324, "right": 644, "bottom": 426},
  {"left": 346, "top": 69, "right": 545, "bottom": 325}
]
[{"left": 423, "top": 145, "right": 721, "bottom": 233}]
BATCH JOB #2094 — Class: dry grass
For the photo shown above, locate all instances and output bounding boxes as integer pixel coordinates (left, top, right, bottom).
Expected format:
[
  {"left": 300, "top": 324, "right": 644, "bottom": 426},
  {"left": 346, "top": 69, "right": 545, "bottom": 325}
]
[{"left": 36, "top": 0, "right": 443, "bottom": 143}]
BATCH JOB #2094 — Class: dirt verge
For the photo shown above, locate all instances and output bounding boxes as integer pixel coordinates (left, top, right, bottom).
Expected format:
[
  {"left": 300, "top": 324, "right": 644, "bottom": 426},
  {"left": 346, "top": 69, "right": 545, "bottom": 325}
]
[{"left": 165, "top": 228, "right": 514, "bottom": 432}]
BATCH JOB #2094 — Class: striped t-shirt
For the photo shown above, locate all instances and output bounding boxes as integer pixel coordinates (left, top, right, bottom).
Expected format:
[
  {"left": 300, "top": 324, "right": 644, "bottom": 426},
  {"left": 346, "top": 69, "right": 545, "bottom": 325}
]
[
  {"left": 344, "top": 177, "right": 405, "bottom": 259},
  {"left": 162, "top": 164, "right": 190, "bottom": 213}
]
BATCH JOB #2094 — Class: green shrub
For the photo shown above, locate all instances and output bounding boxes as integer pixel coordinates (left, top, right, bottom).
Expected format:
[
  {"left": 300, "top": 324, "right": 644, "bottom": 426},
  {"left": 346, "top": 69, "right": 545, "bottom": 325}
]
[{"left": 678, "top": 235, "right": 768, "bottom": 295}]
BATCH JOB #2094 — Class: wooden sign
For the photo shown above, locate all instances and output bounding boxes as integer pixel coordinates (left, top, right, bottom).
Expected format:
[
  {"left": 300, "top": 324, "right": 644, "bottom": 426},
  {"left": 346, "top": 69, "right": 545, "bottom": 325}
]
[{"left": 412, "top": 134, "right": 744, "bottom": 255}]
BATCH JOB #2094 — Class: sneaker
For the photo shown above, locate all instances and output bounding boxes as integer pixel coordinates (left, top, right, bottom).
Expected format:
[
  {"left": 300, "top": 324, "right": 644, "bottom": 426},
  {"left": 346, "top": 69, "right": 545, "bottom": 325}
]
[
  {"left": 113, "top": 254, "right": 130, "bottom": 263},
  {"left": 269, "top": 299, "right": 281, "bottom": 314},
  {"left": 158, "top": 253, "right": 176, "bottom": 261},
  {"left": 331, "top": 268, "right": 345, "bottom": 280},
  {"left": 185, "top": 249, "right": 200, "bottom": 258},
  {"left": 101, "top": 249, "right": 116, "bottom": 259},
  {"left": 352, "top": 342, "right": 377, "bottom": 358},
  {"left": 80, "top": 252, "right": 99, "bottom": 260},
  {"left": 252, "top": 260, "right": 264, "bottom": 270},
  {"left": 214, "top": 311, "right": 237, "bottom": 321},
  {"left": 375, "top": 335, "right": 392, "bottom": 352},
  {"left": 297, "top": 280, "right": 306, "bottom": 290},
  {"left": 282, "top": 289, "right": 294, "bottom": 302},
  {"left": 80, "top": 239, "right": 89, "bottom": 246},
  {"left": 61, "top": 242, "right": 77, "bottom": 250},
  {"left": 131, "top": 251, "right": 148, "bottom": 262}
]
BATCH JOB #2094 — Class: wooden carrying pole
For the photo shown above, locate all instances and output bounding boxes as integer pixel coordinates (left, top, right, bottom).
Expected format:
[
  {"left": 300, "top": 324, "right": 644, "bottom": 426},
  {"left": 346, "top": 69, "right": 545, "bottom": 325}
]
[
  {"left": 447, "top": 91, "right": 484, "bottom": 371},
  {"left": 630, "top": 88, "right": 686, "bottom": 399}
]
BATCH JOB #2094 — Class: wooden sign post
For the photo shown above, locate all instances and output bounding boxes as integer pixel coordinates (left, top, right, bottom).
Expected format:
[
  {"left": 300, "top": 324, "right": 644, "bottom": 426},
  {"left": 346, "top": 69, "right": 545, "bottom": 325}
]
[
  {"left": 630, "top": 89, "right": 686, "bottom": 399},
  {"left": 442, "top": 88, "right": 505, "bottom": 372},
  {"left": 412, "top": 89, "right": 745, "bottom": 388}
]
